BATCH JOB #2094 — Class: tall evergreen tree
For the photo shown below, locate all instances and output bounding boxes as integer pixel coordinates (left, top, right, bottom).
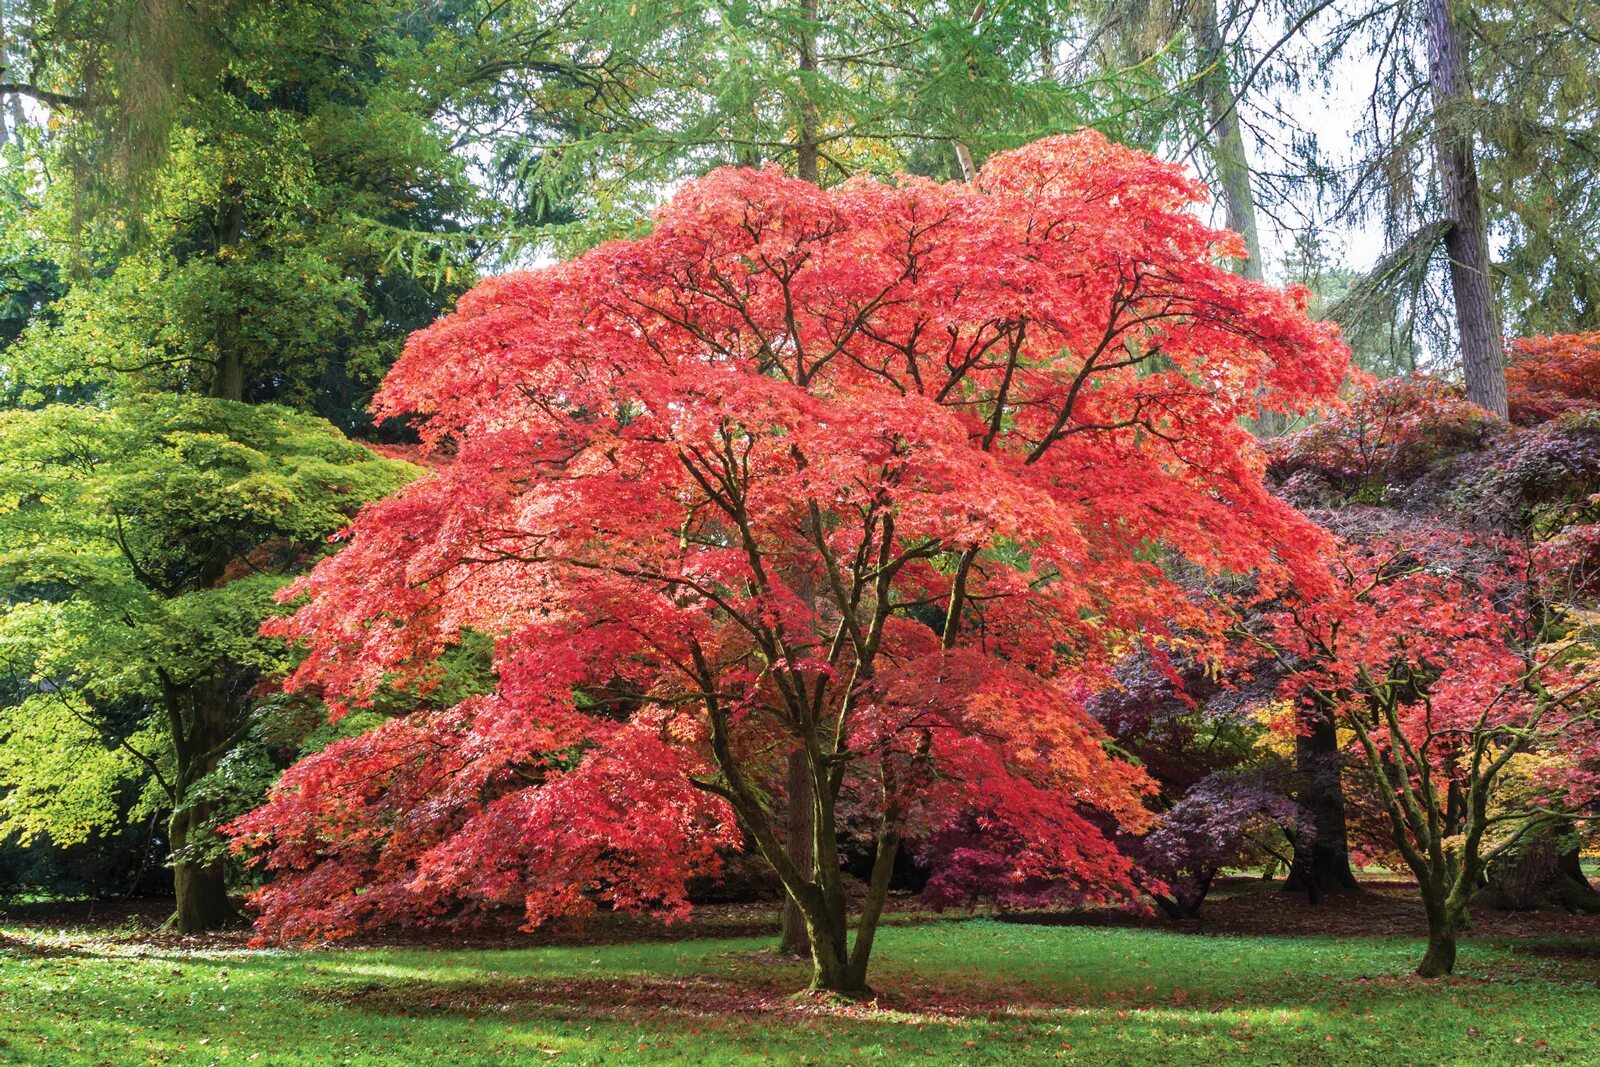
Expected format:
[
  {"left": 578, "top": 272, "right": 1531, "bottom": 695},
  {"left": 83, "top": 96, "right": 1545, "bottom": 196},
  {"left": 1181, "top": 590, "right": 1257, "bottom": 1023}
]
[{"left": 0, "top": 0, "right": 640, "bottom": 926}]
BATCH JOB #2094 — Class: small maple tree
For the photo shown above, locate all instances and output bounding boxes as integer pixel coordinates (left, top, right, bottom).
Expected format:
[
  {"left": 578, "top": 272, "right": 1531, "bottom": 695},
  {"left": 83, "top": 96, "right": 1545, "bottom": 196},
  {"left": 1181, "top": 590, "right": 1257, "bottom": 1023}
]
[
  {"left": 1266, "top": 375, "right": 1500, "bottom": 489},
  {"left": 230, "top": 131, "right": 1350, "bottom": 993},
  {"left": 1242, "top": 528, "right": 1600, "bottom": 977}
]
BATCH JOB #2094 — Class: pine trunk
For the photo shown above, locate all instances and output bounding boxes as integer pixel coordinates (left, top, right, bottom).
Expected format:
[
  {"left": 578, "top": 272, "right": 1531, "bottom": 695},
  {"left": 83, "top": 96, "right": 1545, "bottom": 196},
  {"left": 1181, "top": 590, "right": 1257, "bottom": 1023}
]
[{"left": 1424, "top": 0, "right": 1506, "bottom": 417}]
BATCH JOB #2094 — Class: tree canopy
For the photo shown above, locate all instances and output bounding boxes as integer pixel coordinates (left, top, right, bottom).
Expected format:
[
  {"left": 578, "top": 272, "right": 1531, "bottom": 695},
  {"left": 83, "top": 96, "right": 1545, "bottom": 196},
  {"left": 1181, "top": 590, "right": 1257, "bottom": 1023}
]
[{"left": 231, "top": 132, "right": 1350, "bottom": 992}]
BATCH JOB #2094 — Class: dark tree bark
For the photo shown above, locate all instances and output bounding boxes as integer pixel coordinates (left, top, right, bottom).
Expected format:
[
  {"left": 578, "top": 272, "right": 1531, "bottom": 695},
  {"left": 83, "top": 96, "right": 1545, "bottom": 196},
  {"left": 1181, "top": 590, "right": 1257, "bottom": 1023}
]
[
  {"left": 1283, "top": 706, "right": 1358, "bottom": 897},
  {"left": 1424, "top": 0, "right": 1506, "bottom": 418},
  {"left": 160, "top": 673, "right": 244, "bottom": 933},
  {"left": 780, "top": 750, "right": 815, "bottom": 955},
  {"left": 780, "top": 0, "right": 822, "bottom": 955},
  {"left": 1417, "top": 893, "right": 1464, "bottom": 977},
  {"left": 1475, "top": 821, "right": 1600, "bottom": 914},
  {"left": 1150, "top": 868, "right": 1217, "bottom": 920},
  {"left": 169, "top": 803, "right": 237, "bottom": 933}
]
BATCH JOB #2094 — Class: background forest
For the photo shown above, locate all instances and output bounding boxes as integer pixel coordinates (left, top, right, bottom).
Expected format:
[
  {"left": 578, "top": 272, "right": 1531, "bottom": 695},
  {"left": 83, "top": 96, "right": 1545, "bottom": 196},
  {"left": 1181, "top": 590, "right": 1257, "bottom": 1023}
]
[{"left": 1, "top": 0, "right": 1599, "bottom": 1061}]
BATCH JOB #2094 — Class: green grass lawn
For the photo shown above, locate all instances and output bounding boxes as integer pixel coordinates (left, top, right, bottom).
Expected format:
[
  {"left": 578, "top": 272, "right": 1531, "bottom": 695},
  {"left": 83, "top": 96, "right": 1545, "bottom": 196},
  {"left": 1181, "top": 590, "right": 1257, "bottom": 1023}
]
[{"left": 3, "top": 918, "right": 1598, "bottom": 1066}]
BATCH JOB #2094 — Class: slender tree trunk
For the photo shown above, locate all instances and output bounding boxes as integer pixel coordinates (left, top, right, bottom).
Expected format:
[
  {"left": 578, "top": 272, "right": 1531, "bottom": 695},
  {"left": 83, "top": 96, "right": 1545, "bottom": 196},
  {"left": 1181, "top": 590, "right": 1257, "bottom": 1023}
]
[
  {"left": 953, "top": 142, "right": 977, "bottom": 181},
  {"left": 794, "top": 0, "right": 820, "bottom": 185},
  {"left": 780, "top": 0, "right": 823, "bottom": 955},
  {"left": 1284, "top": 706, "right": 1358, "bottom": 896},
  {"left": 951, "top": 1, "right": 987, "bottom": 183},
  {"left": 780, "top": 750, "right": 815, "bottom": 955},
  {"left": 1424, "top": 0, "right": 1506, "bottom": 417},
  {"left": 1188, "top": 0, "right": 1264, "bottom": 282},
  {"left": 1187, "top": 0, "right": 1293, "bottom": 435}
]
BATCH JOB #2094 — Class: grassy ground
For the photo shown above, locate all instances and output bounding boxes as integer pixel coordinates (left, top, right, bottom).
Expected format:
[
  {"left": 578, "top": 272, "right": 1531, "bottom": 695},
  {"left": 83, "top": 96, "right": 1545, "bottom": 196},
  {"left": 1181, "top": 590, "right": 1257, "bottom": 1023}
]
[{"left": 3, "top": 913, "right": 1599, "bottom": 1067}]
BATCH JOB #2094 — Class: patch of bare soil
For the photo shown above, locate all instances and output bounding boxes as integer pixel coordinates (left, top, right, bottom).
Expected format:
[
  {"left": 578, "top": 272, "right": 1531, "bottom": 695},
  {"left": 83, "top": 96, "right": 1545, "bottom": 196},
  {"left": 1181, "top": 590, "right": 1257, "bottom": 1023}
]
[
  {"left": 9, "top": 876, "right": 1600, "bottom": 956},
  {"left": 328, "top": 967, "right": 1056, "bottom": 1026},
  {"left": 1196, "top": 879, "right": 1600, "bottom": 945},
  {"left": 0, "top": 894, "right": 796, "bottom": 953},
  {"left": 1002, "top": 877, "right": 1600, "bottom": 950}
]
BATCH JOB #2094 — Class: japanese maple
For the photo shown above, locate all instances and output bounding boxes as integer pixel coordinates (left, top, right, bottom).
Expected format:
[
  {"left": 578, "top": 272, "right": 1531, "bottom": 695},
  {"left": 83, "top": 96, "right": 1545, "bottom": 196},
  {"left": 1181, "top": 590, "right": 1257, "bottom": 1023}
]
[
  {"left": 1242, "top": 527, "right": 1600, "bottom": 977},
  {"left": 1506, "top": 331, "right": 1600, "bottom": 426},
  {"left": 231, "top": 131, "right": 1350, "bottom": 994},
  {"left": 1134, "top": 770, "right": 1302, "bottom": 918},
  {"left": 1266, "top": 375, "right": 1500, "bottom": 491},
  {"left": 1091, "top": 651, "right": 1302, "bottom": 916}
]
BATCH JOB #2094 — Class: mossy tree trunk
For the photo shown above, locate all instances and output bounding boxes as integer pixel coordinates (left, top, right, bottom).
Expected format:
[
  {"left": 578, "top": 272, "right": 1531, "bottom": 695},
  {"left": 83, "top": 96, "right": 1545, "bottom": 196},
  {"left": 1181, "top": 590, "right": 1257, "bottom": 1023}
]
[
  {"left": 1337, "top": 668, "right": 1562, "bottom": 978},
  {"left": 160, "top": 672, "right": 247, "bottom": 933}
]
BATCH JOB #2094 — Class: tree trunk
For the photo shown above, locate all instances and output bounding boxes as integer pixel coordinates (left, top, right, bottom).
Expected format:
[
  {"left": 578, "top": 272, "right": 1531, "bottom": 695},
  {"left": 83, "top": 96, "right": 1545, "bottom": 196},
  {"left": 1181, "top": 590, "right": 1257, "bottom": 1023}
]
[
  {"left": 1552, "top": 840, "right": 1600, "bottom": 912},
  {"left": 780, "top": 750, "right": 815, "bottom": 955},
  {"left": 780, "top": 0, "right": 823, "bottom": 954},
  {"left": 1284, "top": 706, "right": 1358, "bottom": 896},
  {"left": 796, "top": 874, "right": 865, "bottom": 994},
  {"left": 805, "top": 929, "right": 867, "bottom": 994},
  {"left": 953, "top": 141, "right": 977, "bottom": 182},
  {"left": 162, "top": 674, "right": 243, "bottom": 933},
  {"left": 794, "top": 0, "right": 820, "bottom": 185},
  {"left": 1188, "top": 0, "right": 1264, "bottom": 283},
  {"left": 1417, "top": 897, "right": 1463, "bottom": 977},
  {"left": 1424, "top": 0, "right": 1506, "bottom": 418},
  {"left": 1476, "top": 821, "right": 1600, "bottom": 913},
  {"left": 795, "top": 831, "right": 897, "bottom": 996},
  {"left": 168, "top": 804, "right": 237, "bottom": 934}
]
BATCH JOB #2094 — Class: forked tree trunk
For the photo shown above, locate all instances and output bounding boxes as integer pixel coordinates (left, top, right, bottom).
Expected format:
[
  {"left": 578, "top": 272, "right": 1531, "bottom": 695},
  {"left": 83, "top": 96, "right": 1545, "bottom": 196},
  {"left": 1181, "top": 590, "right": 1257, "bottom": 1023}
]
[
  {"left": 757, "top": 733, "right": 900, "bottom": 994},
  {"left": 791, "top": 829, "right": 899, "bottom": 995},
  {"left": 1423, "top": 0, "right": 1506, "bottom": 417},
  {"left": 805, "top": 915, "right": 863, "bottom": 994}
]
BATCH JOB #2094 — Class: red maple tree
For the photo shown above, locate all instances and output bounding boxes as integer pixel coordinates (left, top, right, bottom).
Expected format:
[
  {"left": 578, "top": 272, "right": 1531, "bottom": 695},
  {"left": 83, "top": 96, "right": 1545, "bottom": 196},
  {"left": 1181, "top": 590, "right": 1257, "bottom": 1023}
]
[
  {"left": 1242, "top": 526, "right": 1600, "bottom": 977},
  {"left": 1507, "top": 330, "right": 1600, "bottom": 426},
  {"left": 230, "top": 131, "right": 1350, "bottom": 993}
]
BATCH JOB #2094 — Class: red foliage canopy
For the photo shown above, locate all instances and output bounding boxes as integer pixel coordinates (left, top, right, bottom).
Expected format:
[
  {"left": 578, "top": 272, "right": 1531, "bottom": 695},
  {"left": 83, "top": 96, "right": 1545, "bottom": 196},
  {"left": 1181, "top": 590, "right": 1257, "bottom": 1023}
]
[
  {"left": 1266, "top": 375, "right": 1500, "bottom": 486},
  {"left": 231, "top": 132, "right": 1350, "bottom": 951},
  {"left": 1507, "top": 331, "right": 1600, "bottom": 426},
  {"left": 1247, "top": 528, "right": 1600, "bottom": 950}
]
